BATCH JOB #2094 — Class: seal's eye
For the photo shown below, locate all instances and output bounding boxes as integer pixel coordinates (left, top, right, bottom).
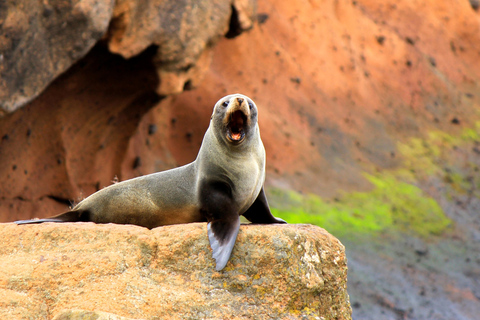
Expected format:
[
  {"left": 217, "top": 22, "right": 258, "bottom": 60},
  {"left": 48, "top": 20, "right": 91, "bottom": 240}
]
[
  {"left": 222, "top": 101, "right": 229, "bottom": 108},
  {"left": 248, "top": 101, "right": 254, "bottom": 110}
]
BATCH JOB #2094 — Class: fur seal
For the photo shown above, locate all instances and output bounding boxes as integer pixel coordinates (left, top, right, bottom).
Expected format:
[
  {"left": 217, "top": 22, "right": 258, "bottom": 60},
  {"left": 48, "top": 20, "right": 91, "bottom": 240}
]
[{"left": 16, "top": 93, "right": 286, "bottom": 270}]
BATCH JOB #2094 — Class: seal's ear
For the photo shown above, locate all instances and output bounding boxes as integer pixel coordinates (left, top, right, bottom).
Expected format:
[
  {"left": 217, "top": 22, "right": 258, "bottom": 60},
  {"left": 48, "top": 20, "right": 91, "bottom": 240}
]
[{"left": 242, "top": 187, "right": 287, "bottom": 224}]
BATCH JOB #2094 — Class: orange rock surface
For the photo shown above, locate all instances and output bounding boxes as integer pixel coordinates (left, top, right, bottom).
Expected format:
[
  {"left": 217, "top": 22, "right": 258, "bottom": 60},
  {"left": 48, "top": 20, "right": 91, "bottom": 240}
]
[{"left": 0, "top": 222, "right": 351, "bottom": 319}]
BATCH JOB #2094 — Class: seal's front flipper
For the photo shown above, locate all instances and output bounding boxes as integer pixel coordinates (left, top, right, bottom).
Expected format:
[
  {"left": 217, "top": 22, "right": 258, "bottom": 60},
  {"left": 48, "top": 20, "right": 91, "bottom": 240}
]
[
  {"left": 200, "top": 179, "right": 242, "bottom": 270},
  {"left": 242, "top": 187, "right": 287, "bottom": 224},
  {"left": 15, "top": 210, "right": 88, "bottom": 225},
  {"left": 208, "top": 216, "right": 240, "bottom": 271}
]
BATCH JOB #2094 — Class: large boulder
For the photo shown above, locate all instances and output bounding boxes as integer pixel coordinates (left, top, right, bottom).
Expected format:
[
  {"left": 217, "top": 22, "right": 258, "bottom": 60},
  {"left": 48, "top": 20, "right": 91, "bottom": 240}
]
[
  {"left": 0, "top": 222, "right": 351, "bottom": 319},
  {"left": 0, "top": 0, "right": 115, "bottom": 113},
  {"left": 0, "top": 0, "right": 255, "bottom": 114}
]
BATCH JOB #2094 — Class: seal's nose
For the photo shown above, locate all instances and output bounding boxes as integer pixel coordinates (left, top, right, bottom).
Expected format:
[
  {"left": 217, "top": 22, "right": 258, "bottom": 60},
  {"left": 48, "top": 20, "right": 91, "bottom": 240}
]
[{"left": 237, "top": 97, "right": 244, "bottom": 104}]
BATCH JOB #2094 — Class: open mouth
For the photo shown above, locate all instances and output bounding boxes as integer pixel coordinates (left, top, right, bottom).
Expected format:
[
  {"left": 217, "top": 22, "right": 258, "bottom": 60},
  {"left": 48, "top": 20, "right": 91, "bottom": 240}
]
[{"left": 227, "top": 110, "right": 247, "bottom": 143}]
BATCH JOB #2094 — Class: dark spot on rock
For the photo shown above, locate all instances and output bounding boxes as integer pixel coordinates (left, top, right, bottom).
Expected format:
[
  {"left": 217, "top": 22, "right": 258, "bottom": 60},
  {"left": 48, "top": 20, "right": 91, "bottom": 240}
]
[
  {"left": 26, "top": 128, "right": 32, "bottom": 137},
  {"left": 133, "top": 156, "right": 141, "bottom": 169},
  {"left": 57, "top": 158, "right": 63, "bottom": 165},
  {"left": 180, "top": 64, "right": 194, "bottom": 72},
  {"left": 406, "top": 60, "right": 412, "bottom": 67},
  {"left": 419, "top": 288, "right": 426, "bottom": 296},
  {"left": 376, "top": 35, "right": 386, "bottom": 45},
  {"left": 99, "top": 144, "right": 105, "bottom": 150},
  {"left": 42, "top": 6, "right": 53, "bottom": 18},
  {"left": 405, "top": 37, "right": 415, "bottom": 45},
  {"left": 2, "top": 134, "right": 9, "bottom": 141},
  {"left": 107, "top": 116, "right": 115, "bottom": 125},
  {"left": 352, "top": 302, "right": 361, "bottom": 309},
  {"left": 390, "top": 152, "right": 395, "bottom": 158},
  {"left": 12, "top": 164, "right": 17, "bottom": 171},
  {"left": 257, "top": 13, "right": 269, "bottom": 24},
  {"left": 470, "top": 0, "right": 479, "bottom": 11},
  {"left": 225, "top": 5, "right": 242, "bottom": 39},
  {"left": 450, "top": 117, "right": 460, "bottom": 125},
  {"left": 171, "top": 118, "right": 177, "bottom": 125},
  {"left": 472, "top": 147, "right": 480, "bottom": 154},
  {"left": 95, "top": 182, "right": 100, "bottom": 191},
  {"left": 183, "top": 79, "right": 193, "bottom": 91},
  {"left": 275, "top": 51, "right": 280, "bottom": 56},
  {"left": 429, "top": 56, "right": 436, "bottom": 67},
  {"left": 290, "top": 77, "right": 301, "bottom": 84},
  {"left": 24, "top": 170, "right": 28, "bottom": 175},
  {"left": 364, "top": 71, "right": 370, "bottom": 77},
  {"left": 186, "top": 132, "right": 193, "bottom": 142},
  {"left": 465, "top": 92, "right": 474, "bottom": 98},
  {"left": 415, "top": 248, "right": 429, "bottom": 257},
  {"left": 262, "top": 78, "right": 268, "bottom": 84},
  {"left": 450, "top": 41, "right": 456, "bottom": 53},
  {"left": 148, "top": 124, "right": 157, "bottom": 135}
]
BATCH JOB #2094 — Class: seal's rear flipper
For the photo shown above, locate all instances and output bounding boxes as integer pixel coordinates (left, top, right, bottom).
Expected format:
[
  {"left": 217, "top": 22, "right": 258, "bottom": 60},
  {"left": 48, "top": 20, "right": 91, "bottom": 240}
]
[
  {"left": 208, "top": 216, "right": 240, "bottom": 271},
  {"left": 15, "top": 210, "right": 87, "bottom": 225},
  {"left": 242, "top": 187, "right": 287, "bottom": 224}
]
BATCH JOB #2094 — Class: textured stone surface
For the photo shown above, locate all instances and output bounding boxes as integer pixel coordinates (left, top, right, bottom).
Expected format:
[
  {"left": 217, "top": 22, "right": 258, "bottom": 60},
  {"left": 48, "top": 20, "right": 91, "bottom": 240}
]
[
  {"left": 106, "top": 0, "right": 257, "bottom": 95},
  {"left": 53, "top": 309, "right": 143, "bottom": 320},
  {"left": 0, "top": 222, "right": 351, "bottom": 319},
  {"left": 0, "top": 0, "right": 255, "bottom": 113},
  {"left": 0, "top": 0, "right": 114, "bottom": 113}
]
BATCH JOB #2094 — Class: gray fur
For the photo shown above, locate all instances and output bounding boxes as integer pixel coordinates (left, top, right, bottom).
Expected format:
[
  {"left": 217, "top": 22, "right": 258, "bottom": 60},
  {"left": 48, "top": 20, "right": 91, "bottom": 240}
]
[{"left": 15, "top": 94, "right": 286, "bottom": 270}]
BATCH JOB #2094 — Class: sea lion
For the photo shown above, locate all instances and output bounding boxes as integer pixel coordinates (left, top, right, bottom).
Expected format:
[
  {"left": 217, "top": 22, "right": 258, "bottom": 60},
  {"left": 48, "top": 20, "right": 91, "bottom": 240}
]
[{"left": 15, "top": 93, "right": 286, "bottom": 270}]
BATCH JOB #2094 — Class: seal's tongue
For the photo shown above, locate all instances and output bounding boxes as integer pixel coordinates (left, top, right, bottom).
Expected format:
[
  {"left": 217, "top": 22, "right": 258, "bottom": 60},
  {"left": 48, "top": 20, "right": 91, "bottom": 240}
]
[
  {"left": 231, "top": 132, "right": 242, "bottom": 140},
  {"left": 228, "top": 110, "right": 246, "bottom": 141}
]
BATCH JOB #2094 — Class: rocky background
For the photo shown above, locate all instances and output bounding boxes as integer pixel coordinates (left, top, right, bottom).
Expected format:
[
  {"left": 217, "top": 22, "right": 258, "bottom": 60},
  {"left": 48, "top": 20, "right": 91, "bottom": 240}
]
[{"left": 1, "top": 0, "right": 480, "bottom": 319}]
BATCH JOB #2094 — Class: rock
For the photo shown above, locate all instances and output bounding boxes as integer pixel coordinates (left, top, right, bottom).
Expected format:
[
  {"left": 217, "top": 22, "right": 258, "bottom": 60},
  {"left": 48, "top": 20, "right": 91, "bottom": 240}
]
[
  {"left": 107, "top": 0, "right": 257, "bottom": 95},
  {"left": 0, "top": 222, "right": 352, "bottom": 319},
  {"left": 53, "top": 309, "right": 144, "bottom": 320},
  {"left": 0, "top": 0, "right": 115, "bottom": 114},
  {"left": 0, "top": 45, "right": 163, "bottom": 222},
  {"left": 0, "top": 0, "right": 257, "bottom": 114}
]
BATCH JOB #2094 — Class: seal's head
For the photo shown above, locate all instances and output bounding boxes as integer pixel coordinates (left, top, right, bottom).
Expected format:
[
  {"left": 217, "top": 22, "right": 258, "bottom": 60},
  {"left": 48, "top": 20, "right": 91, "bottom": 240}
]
[{"left": 211, "top": 93, "right": 259, "bottom": 147}]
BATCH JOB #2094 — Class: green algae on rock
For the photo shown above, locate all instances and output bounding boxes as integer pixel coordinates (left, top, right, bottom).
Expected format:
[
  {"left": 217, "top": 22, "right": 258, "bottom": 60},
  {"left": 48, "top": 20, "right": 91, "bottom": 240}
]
[{"left": 268, "top": 174, "right": 451, "bottom": 241}]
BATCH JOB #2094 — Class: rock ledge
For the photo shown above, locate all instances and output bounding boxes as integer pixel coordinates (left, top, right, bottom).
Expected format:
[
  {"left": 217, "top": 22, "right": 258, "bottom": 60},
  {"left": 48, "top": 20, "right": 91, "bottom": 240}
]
[{"left": 0, "top": 222, "right": 351, "bottom": 319}]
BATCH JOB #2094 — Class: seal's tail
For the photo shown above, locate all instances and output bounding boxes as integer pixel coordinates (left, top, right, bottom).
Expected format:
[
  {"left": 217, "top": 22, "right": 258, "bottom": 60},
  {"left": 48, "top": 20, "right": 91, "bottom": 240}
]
[{"left": 15, "top": 210, "right": 86, "bottom": 225}]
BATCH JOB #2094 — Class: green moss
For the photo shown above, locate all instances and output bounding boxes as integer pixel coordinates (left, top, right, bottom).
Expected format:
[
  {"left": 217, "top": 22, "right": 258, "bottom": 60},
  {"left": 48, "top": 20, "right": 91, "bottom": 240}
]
[
  {"left": 268, "top": 121, "right": 480, "bottom": 241},
  {"left": 269, "top": 174, "right": 451, "bottom": 240}
]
